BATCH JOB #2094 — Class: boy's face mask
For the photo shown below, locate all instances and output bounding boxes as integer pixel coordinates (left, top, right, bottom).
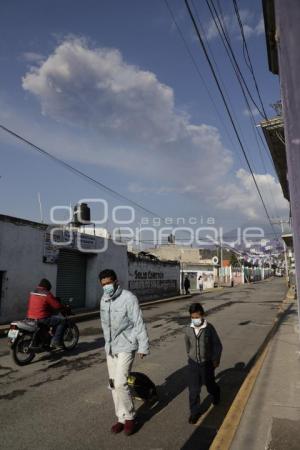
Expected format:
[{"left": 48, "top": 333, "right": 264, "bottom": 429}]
[{"left": 192, "top": 318, "right": 204, "bottom": 327}]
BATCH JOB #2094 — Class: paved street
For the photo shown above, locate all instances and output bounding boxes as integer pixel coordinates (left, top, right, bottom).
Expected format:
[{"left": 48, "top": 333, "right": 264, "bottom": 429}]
[{"left": 0, "top": 278, "right": 286, "bottom": 450}]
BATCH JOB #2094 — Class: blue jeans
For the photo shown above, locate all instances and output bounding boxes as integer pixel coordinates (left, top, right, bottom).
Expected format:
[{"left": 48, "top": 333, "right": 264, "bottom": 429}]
[{"left": 39, "top": 315, "right": 66, "bottom": 344}]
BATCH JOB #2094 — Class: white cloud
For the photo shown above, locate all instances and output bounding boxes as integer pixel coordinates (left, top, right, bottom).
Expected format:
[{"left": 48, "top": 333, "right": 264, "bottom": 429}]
[
  {"left": 243, "top": 107, "right": 260, "bottom": 117},
  {"left": 254, "top": 17, "right": 265, "bottom": 36},
  {"left": 22, "top": 52, "right": 44, "bottom": 63},
  {"left": 20, "top": 37, "right": 288, "bottom": 222},
  {"left": 22, "top": 39, "right": 179, "bottom": 143},
  {"left": 204, "top": 10, "right": 264, "bottom": 41},
  {"left": 213, "top": 169, "right": 289, "bottom": 219},
  {"left": 22, "top": 37, "right": 232, "bottom": 185}
]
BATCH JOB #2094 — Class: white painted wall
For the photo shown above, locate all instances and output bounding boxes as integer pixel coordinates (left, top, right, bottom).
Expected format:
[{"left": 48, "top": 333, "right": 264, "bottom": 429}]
[
  {"left": 0, "top": 218, "right": 56, "bottom": 323},
  {"left": 0, "top": 216, "right": 129, "bottom": 323},
  {"left": 181, "top": 269, "right": 215, "bottom": 290},
  {"left": 128, "top": 255, "right": 180, "bottom": 302}
]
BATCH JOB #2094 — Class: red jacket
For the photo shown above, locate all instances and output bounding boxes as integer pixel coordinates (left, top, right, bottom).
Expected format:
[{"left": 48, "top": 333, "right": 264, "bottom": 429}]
[{"left": 27, "top": 287, "right": 62, "bottom": 319}]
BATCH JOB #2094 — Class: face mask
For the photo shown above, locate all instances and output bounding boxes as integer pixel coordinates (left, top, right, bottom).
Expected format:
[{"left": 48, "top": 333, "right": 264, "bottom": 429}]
[
  {"left": 103, "top": 283, "right": 115, "bottom": 297},
  {"left": 192, "top": 318, "right": 203, "bottom": 327}
]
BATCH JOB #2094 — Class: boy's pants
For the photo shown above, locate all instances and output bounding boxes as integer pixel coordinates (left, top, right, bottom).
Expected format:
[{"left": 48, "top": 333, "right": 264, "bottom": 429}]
[
  {"left": 107, "top": 352, "right": 135, "bottom": 423},
  {"left": 188, "top": 359, "right": 220, "bottom": 415}
]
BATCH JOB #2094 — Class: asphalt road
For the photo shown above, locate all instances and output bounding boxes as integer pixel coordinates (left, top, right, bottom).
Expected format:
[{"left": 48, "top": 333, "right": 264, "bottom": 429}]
[{"left": 0, "top": 278, "right": 286, "bottom": 450}]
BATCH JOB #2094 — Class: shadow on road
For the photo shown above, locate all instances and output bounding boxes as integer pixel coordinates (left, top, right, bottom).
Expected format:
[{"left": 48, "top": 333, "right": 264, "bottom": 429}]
[
  {"left": 180, "top": 304, "right": 294, "bottom": 449},
  {"left": 133, "top": 361, "right": 248, "bottom": 447},
  {"left": 134, "top": 365, "right": 189, "bottom": 431},
  {"left": 180, "top": 362, "right": 247, "bottom": 450},
  {"left": 32, "top": 336, "right": 105, "bottom": 365}
]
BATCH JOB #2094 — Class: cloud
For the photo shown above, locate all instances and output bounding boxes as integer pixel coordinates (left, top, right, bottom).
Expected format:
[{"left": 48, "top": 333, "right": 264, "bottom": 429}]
[
  {"left": 20, "top": 37, "right": 287, "bottom": 222},
  {"left": 129, "top": 168, "right": 289, "bottom": 220},
  {"left": 254, "top": 16, "right": 265, "bottom": 35},
  {"left": 22, "top": 52, "right": 44, "bottom": 63},
  {"left": 204, "top": 10, "right": 264, "bottom": 41},
  {"left": 213, "top": 169, "right": 289, "bottom": 219},
  {"left": 22, "top": 37, "right": 232, "bottom": 184},
  {"left": 22, "top": 38, "right": 179, "bottom": 143},
  {"left": 243, "top": 107, "right": 260, "bottom": 117}
]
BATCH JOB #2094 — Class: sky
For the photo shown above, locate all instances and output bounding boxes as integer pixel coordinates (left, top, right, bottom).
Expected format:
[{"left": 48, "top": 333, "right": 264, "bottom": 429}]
[{"left": 0, "top": 0, "right": 289, "bottom": 242}]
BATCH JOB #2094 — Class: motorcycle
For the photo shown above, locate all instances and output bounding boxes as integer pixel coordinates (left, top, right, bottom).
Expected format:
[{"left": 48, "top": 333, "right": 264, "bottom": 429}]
[{"left": 7, "top": 304, "right": 79, "bottom": 366}]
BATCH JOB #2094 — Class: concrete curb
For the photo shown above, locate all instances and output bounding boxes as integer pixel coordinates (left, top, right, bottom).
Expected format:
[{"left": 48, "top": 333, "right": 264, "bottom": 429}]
[{"left": 209, "top": 292, "right": 293, "bottom": 450}]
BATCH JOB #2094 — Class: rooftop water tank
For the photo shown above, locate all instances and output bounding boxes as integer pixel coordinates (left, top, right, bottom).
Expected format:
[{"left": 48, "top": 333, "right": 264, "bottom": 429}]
[{"left": 73, "top": 203, "right": 91, "bottom": 225}]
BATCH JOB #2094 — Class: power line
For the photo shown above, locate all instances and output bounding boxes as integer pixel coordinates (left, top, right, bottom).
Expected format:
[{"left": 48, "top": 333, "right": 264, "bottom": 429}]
[
  {"left": 203, "top": 0, "right": 276, "bottom": 186},
  {"left": 189, "top": 0, "right": 259, "bottom": 171},
  {"left": 164, "top": 0, "right": 251, "bottom": 173},
  {"left": 206, "top": 0, "right": 266, "bottom": 120},
  {"left": 214, "top": 0, "right": 232, "bottom": 44},
  {"left": 202, "top": 0, "right": 276, "bottom": 173},
  {"left": 163, "top": 0, "right": 243, "bottom": 164},
  {"left": 183, "top": 0, "right": 279, "bottom": 239},
  {"left": 232, "top": 0, "right": 268, "bottom": 120},
  {"left": 190, "top": 1, "right": 249, "bottom": 138},
  {"left": 204, "top": 0, "right": 281, "bottom": 218},
  {"left": 207, "top": 0, "right": 277, "bottom": 172},
  {"left": 0, "top": 123, "right": 164, "bottom": 220}
]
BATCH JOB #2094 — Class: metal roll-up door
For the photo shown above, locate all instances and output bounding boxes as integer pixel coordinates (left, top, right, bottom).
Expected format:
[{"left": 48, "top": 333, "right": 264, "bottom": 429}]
[{"left": 56, "top": 250, "right": 86, "bottom": 308}]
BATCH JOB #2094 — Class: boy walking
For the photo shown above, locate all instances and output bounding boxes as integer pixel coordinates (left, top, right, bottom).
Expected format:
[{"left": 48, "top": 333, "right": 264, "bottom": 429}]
[{"left": 184, "top": 303, "right": 222, "bottom": 424}]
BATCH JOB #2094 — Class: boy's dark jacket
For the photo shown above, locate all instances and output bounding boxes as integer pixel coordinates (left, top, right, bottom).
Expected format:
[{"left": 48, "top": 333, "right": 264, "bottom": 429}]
[{"left": 184, "top": 322, "right": 222, "bottom": 365}]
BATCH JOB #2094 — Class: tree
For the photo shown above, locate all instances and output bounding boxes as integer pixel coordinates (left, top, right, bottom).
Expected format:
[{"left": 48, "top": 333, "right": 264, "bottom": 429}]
[{"left": 230, "top": 252, "right": 239, "bottom": 267}]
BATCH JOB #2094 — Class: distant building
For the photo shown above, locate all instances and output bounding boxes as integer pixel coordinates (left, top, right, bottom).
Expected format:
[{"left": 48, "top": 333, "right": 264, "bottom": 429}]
[{"left": 146, "top": 244, "right": 216, "bottom": 291}]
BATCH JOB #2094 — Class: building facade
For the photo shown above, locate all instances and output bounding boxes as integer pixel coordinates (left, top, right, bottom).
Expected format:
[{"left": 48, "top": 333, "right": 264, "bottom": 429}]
[
  {"left": 128, "top": 252, "right": 180, "bottom": 302},
  {"left": 0, "top": 215, "right": 128, "bottom": 323}
]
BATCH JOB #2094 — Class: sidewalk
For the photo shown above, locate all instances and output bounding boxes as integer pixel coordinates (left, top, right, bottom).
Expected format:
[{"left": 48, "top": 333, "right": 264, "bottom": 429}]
[{"left": 231, "top": 297, "right": 300, "bottom": 450}]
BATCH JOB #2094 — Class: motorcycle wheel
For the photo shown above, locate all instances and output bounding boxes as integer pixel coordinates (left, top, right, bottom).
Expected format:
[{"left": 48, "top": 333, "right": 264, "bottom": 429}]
[
  {"left": 62, "top": 323, "right": 79, "bottom": 351},
  {"left": 12, "top": 334, "right": 35, "bottom": 366}
]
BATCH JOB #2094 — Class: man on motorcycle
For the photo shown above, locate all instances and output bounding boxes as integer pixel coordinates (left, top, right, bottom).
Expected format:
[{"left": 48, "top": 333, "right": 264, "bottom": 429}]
[{"left": 27, "top": 279, "right": 66, "bottom": 348}]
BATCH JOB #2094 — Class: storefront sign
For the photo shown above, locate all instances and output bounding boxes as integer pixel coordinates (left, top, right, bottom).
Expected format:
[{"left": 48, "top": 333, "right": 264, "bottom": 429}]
[{"left": 43, "top": 227, "right": 96, "bottom": 263}]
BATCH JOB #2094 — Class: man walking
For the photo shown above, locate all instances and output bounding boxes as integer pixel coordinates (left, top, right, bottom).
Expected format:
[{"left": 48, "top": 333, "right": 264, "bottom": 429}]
[
  {"left": 99, "top": 269, "right": 149, "bottom": 436},
  {"left": 184, "top": 276, "right": 191, "bottom": 295}
]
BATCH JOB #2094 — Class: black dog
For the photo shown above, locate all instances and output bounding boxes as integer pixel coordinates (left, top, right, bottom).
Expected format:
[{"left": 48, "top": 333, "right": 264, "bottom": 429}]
[{"left": 128, "top": 372, "right": 158, "bottom": 403}]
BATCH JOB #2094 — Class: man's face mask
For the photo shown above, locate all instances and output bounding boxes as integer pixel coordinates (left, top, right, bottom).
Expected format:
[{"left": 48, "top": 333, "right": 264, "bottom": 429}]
[
  {"left": 103, "top": 283, "right": 115, "bottom": 297},
  {"left": 192, "top": 318, "right": 204, "bottom": 327}
]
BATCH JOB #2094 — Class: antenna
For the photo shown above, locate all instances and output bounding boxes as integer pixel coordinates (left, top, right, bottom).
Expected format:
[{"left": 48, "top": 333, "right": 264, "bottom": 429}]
[{"left": 37, "top": 192, "right": 44, "bottom": 223}]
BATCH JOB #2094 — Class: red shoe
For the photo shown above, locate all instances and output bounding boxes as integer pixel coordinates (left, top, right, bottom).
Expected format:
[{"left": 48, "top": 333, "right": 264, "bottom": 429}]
[
  {"left": 111, "top": 422, "right": 124, "bottom": 434},
  {"left": 124, "top": 419, "right": 136, "bottom": 436}
]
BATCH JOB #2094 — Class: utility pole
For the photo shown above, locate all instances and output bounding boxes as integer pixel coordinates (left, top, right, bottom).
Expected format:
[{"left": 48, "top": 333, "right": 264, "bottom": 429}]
[
  {"left": 218, "top": 238, "right": 223, "bottom": 287},
  {"left": 271, "top": 218, "right": 290, "bottom": 284}
]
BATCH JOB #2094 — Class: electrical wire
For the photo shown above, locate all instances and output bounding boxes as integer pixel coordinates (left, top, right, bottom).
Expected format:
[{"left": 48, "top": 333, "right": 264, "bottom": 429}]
[
  {"left": 232, "top": 0, "right": 268, "bottom": 120},
  {"left": 206, "top": 0, "right": 266, "bottom": 120},
  {"left": 203, "top": 0, "right": 276, "bottom": 170},
  {"left": 204, "top": 0, "right": 281, "bottom": 218},
  {"left": 189, "top": 0, "right": 259, "bottom": 171},
  {"left": 163, "top": 0, "right": 244, "bottom": 166},
  {"left": 192, "top": 0, "right": 282, "bottom": 224},
  {"left": 207, "top": 0, "right": 277, "bottom": 173},
  {"left": 183, "top": 0, "right": 279, "bottom": 240},
  {"left": 0, "top": 123, "right": 164, "bottom": 220}
]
